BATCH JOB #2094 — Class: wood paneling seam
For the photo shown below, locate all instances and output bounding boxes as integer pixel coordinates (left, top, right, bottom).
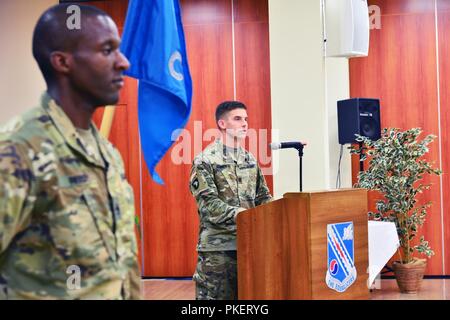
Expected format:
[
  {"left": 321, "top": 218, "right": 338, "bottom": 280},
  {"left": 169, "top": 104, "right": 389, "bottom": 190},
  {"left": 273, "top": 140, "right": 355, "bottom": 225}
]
[
  {"left": 434, "top": 0, "right": 445, "bottom": 273},
  {"left": 139, "top": 130, "right": 145, "bottom": 273},
  {"left": 231, "top": 0, "right": 237, "bottom": 100}
]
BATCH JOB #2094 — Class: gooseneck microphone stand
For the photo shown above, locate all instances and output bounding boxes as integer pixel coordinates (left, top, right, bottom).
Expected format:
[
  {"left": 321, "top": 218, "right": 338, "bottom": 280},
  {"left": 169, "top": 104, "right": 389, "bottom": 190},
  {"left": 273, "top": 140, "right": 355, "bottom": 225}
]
[
  {"left": 270, "top": 142, "right": 305, "bottom": 191},
  {"left": 296, "top": 144, "right": 305, "bottom": 192}
]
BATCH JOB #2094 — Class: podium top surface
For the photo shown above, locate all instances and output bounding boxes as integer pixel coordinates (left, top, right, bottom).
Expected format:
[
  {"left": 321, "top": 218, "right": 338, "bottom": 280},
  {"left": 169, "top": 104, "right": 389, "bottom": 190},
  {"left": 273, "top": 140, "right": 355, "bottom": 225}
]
[{"left": 284, "top": 188, "right": 366, "bottom": 198}]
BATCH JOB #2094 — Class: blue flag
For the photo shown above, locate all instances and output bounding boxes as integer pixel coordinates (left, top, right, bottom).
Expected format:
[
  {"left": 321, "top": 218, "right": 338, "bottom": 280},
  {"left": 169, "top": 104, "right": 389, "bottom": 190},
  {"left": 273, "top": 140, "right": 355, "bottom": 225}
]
[{"left": 121, "top": 0, "right": 192, "bottom": 184}]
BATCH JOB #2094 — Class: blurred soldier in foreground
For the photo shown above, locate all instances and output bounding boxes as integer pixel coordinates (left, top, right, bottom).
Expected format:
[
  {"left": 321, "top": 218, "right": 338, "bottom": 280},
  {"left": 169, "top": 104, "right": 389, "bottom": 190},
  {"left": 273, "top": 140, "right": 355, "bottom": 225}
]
[
  {"left": 0, "top": 4, "right": 140, "bottom": 299},
  {"left": 189, "top": 101, "right": 272, "bottom": 299}
]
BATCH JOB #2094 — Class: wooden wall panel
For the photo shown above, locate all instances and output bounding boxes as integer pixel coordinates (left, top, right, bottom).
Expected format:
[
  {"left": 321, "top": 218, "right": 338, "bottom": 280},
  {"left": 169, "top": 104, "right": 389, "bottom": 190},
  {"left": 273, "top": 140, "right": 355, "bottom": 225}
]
[
  {"left": 233, "top": 0, "right": 269, "bottom": 22},
  {"left": 349, "top": 0, "right": 443, "bottom": 274},
  {"left": 438, "top": 0, "right": 450, "bottom": 11},
  {"left": 369, "top": 0, "right": 435, "bottom": 14},
  {"left": 181, "top": 0, "right": 231, "bottom": 24},
  {"left": 437, "top": 0, "right": 450, "bottom": 275}
]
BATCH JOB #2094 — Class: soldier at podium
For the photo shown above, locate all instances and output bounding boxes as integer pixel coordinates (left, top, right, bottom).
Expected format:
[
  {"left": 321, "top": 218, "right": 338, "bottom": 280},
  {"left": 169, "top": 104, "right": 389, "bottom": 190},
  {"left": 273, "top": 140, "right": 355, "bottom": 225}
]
[{"left": 189, "top": 101, "right": 272, "bottom": 300}]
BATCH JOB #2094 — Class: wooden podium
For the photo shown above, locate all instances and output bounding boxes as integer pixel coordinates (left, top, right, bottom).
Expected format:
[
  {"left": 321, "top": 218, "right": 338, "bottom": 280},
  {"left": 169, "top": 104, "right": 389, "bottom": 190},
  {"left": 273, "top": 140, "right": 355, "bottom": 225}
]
[{"left": 236, "top": 189, "right": 369, "bottom": 300}]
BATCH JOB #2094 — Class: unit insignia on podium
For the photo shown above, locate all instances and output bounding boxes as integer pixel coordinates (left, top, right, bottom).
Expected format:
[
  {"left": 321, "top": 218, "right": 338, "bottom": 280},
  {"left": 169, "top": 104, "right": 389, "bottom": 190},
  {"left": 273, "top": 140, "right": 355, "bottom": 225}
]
[{"left": 326, "top": 221, "right": 357, "bottom": 292}]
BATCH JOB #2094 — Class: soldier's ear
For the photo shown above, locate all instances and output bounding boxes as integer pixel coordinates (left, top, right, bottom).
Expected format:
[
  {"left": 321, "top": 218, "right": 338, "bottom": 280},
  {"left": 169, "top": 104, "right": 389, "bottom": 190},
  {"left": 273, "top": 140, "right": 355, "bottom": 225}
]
[
  {"left": 49, "top": 51, "right": 72, "bottom": 75},
  {"left": 217, "top": 119, "right": 226, "bottom": 130}
]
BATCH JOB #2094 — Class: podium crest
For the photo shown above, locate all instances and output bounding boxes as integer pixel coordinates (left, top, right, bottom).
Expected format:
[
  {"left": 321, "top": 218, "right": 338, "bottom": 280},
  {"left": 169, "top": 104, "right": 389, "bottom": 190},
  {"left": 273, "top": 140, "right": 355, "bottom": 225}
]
[{"left": 326, "top": 221, "right": 357, "bottom": 292}]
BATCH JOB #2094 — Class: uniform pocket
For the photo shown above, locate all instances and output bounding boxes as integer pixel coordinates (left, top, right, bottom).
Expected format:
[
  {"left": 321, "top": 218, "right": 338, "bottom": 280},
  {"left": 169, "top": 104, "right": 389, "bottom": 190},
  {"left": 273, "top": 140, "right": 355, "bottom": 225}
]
[
  {"left": 213, "top": 164, "right": 238, "bottom": 196},
  {"left": 48, "top": 186, "right": 112, "bottom": 266},
  {"left": 237, "top": 164, "right": 258, "bottom": 200},
  {"left": 114, "top": 181, "right": 138, "bottom": 259}
]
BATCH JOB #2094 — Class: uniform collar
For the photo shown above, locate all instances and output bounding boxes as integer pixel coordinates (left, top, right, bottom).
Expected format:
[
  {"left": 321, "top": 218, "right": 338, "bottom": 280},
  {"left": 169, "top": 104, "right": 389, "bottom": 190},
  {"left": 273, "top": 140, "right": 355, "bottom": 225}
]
[
  {"left": 215, "top": 139, "right": 247, "bottom": 164},
  {"left": 40, "top": 92, "right": 108, "bottom": 168}
]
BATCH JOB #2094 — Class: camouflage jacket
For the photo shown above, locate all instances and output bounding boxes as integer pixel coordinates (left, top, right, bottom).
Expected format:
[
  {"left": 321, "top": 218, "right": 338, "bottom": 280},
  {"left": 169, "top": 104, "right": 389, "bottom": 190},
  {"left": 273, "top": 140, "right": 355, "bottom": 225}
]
[
  {"left": 190, "top": 139, "right": 272, "bottom": 252},
  {"left": 0, "top": 93, "right": 140, "bottom": 300}
]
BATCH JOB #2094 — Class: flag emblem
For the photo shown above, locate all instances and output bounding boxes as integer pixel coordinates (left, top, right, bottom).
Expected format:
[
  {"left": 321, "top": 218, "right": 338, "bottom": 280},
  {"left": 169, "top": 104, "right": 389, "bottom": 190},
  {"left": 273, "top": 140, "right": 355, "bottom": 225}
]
[
  {"left": 329, "top": 259, "right": 339, "bottom": 276},
  {"left": 326, "top": 221, "right": 357, "bottom": 292}
]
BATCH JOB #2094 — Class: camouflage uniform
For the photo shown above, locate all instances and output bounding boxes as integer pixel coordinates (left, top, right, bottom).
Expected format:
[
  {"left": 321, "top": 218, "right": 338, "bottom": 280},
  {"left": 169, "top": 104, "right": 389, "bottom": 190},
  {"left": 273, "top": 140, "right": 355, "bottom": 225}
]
[
  {"left": 189, "top": 139, "right": 272, "bottom": 299},
  {"left": 0, "top": 93, "right": 141, "bottom": 300}
]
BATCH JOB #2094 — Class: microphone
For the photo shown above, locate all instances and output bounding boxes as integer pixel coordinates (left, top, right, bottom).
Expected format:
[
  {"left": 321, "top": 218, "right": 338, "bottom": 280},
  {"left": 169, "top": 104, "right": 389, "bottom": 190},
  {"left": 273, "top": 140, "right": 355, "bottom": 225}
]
[
  {"left": 270, "top": 141, "right": 305, "bottom": 150},
  {"left": 270, "top": 141, "right": 306, "bottom": 192}
]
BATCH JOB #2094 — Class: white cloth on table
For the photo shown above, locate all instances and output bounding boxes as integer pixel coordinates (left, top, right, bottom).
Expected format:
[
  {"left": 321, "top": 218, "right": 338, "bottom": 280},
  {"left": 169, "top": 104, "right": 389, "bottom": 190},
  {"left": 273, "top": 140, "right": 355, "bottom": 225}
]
[{"left": 368, "top": 220, "right": 400, "bottom": 286}]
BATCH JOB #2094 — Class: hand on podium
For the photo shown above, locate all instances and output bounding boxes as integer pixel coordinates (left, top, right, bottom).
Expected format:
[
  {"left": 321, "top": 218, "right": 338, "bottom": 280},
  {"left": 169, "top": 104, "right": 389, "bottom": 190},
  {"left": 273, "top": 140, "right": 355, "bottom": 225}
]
[{"left": 234, "top": 208, "right": 247, "bottom": 222}]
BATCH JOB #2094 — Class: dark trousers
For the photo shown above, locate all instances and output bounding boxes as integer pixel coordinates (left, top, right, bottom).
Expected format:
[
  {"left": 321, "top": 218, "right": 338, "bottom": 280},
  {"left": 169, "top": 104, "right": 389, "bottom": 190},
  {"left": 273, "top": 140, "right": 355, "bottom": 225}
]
[{"left": 193, "top": 250, "right": 237, "bottom": 300}]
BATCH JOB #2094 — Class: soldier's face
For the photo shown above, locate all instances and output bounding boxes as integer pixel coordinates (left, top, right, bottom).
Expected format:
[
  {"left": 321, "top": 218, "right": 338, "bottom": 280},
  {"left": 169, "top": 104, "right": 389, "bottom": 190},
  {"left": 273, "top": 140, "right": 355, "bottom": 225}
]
[
  {"left": 68, "top": 15, "right": 130, "bottom": 107},
  {"left": 218, "top": 108, "right": 248, "bottom": 141}
]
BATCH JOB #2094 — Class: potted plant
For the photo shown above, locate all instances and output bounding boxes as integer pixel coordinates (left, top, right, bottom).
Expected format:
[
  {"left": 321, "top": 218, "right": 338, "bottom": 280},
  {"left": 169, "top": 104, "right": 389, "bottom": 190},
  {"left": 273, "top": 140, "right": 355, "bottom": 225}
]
[{"left": 351, "top": 127, "right": 441, "bottom": 293}]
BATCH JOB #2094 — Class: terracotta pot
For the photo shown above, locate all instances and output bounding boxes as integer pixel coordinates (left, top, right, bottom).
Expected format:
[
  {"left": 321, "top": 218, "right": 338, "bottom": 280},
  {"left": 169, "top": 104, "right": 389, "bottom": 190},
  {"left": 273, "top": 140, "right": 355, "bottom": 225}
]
[{"left": 392, "top": 258, "right": 427, "bottom": 294}]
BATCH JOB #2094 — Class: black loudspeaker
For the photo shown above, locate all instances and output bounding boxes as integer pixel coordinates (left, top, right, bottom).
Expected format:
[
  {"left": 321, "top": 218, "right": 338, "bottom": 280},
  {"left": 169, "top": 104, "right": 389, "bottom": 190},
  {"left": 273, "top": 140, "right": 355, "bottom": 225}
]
[{"left": 337, "top": 98, "right": 381, "bottom": 144}]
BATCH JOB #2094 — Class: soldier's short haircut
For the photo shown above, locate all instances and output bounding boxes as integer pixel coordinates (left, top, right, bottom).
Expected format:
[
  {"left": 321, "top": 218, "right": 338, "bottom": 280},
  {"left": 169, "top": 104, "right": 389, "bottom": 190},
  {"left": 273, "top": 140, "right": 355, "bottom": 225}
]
[
  {"left": 32, "top": 4, "right": 110, "bottom": 85},
  {"left": 215, "top": 101, "right": 247, "bottom": 123}
]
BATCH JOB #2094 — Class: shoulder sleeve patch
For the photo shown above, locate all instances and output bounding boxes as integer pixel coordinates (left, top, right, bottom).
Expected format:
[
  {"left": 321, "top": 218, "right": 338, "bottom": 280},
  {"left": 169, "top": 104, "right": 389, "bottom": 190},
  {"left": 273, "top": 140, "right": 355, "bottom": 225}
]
[
  {"left": 192, "top": 177, "right": 199, "bottom": 190},
  {"left": 189, "top": 163, "right": 213, "bottom": 197}
]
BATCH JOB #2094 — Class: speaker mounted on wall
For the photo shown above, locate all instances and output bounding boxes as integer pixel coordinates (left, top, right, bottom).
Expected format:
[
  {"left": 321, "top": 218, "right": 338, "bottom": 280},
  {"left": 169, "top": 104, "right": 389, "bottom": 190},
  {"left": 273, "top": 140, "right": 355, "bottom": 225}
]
[
  {"left": 337, "top": 98, "right": 381, "bottom": 144},
  {"left": 323, "top": 0, "right": 370, "bottom": 57}
]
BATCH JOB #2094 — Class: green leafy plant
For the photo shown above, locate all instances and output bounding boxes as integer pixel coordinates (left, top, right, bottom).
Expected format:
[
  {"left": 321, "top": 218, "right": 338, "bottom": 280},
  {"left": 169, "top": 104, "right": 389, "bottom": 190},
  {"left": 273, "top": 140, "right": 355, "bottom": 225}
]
[{"left": 351, "top": 128, "right": 441, "bottom": 264}]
